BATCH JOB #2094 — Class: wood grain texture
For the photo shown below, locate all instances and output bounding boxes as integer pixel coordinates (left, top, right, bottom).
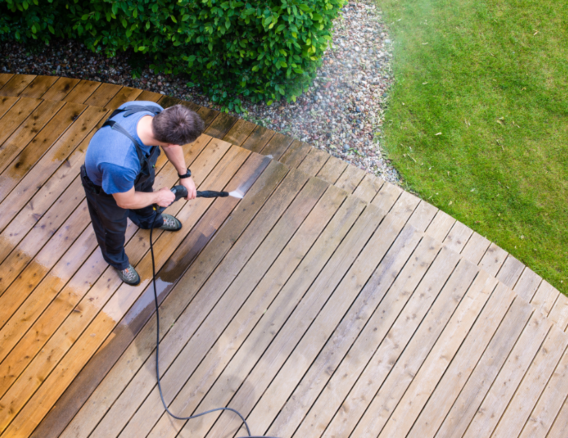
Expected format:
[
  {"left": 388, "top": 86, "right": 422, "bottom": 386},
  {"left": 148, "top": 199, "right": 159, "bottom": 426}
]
[
  {"left": 83, "top": 83, "right": 122, "bottom": 107},
  {"left": 496, "top": 254, "right": 526, "bottom": 288},
  {"left": 547, "top": 397, "right": 568, "bottom": 438},
  {"left": 412, "top": 296, "right": 532, "bottom": 438},
  {"left": 0, "top": 143, "right": 245, "bottom": 438},
  {"left": 19, "top": 75, "right": 58, "bottom": 98},
  {"left": 424, "top": 208, "right": 455, "bottom": 242},
  {"left": 0, "top": 96, "right": 19, "bottom": 120},
  {"left": 407, "top": 199, "right": 438, "bottom": 232},
  {"left": 328, "top": 252, "right": 485, "bottom": 438},
  {"left": 222, "top": 119, "right": 257, "bottom": 146},
  {"left": 204, "top": 111, "right": 238, "bottom": 140},
  {"left": 548, "top": 293, "right": 568, "bottom": 331},
  {"left": 278, "top": 139, "right": 311, "bottom": 169},
  {"left": 0, "top": 99, "right": 65, "bottom": 175},
  {"left": 519, "top": 347, "right": 568, "bottom": 438},
  {"left": 105, "top": 86, "right": 143, "bottom": 109},
  {"left": 0, "top": 105, "right": 107, "bottom": 231},
  {"left": 352, "top": 173, "right": 384, "bottom": 203},
  {"left": 203, "top": 191, "right": 419, "bottom": 438},
  {"left": 0, "top": 136, "right": 210, "bottom": 379},
  {"left": 460, "top": 230, "right": 492, "bottom": 264},
  {"left": 0, "top": 73, "right": 14, "bottom": 89},
  {"left": 240, "top": 125, "right": 275, "bottom": 153},
  {"left": 463, "top": 311, "right": 552, "bottom": 438},
  {"left": 172, "top": 198, "right": 391, "bottom": 438},
  {"left": 514, "top": 267, "right": 542, "bottom": 302},
  {"left": 335, "top": 164, "right": 366, "bottom": 194},
  {"left": 135, "top": 90, "right": 163, "bottom": 102},
  {"left": 106, "top": 178, "right": 334, "bottom": 438},
  {"left": 269, "top": 232, "right": 443, "bottom": 438},
  {"left": 443, "top": 219, "right": 473, "bottom": 254},
  {"left": 39, "top": 155, "right": 270, "bottom": 438},
  {"left": 478, "top": 242, "right": 509, "bottom": 276},
  {"left": 0, "top": 74, "right": 36, "bottom": 96},
  {"left": 53, "top": 160, "right": 289, "bottom": 438},
  {"left": 531, "top": 280, "right": 560, "bottom": 316},
  {"left": 0, "top": 101, "right": 82, "bottom": 201},
  {"left": 296, "top": 147, "right": 329, "bottom": 176},
  {"left": 0, "top": 97, "right": 42, "bottom": 147},
  {"left": 381, "top": 282, "right": 516, "bottom": 438},
  {"left": 258, "top": 131, "right": 294, "bottom": 160},
  {"left": 316, "top": 155, "right": 348, "bottom": 185},
  {"left": 63, "top": 80, "right": 100, "bottom": 103},
  {"left": 41, "top": 77, "right": 81, "bottom": 101},
  {"left": 491, "top": 326, "right": 568, "bottom": 438}
]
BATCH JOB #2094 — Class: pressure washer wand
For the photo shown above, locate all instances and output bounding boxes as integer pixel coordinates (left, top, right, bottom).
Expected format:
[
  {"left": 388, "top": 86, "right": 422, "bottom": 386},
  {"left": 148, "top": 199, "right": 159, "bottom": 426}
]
[{"left": 153, "top": 186, "right": 238, "bottom": 213}]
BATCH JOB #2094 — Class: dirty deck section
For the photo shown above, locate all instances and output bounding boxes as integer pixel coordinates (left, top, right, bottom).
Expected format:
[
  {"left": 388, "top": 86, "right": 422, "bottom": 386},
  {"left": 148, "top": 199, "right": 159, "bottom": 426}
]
[{"left": 0, "top": 74, "right": 567, "bottom": 438}]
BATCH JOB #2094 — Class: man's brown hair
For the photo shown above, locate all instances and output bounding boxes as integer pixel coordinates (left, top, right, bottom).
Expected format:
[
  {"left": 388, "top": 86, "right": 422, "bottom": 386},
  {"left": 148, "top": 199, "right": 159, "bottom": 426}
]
[{"left": 152, "top": 104, "right": 205, "bottom": 145}]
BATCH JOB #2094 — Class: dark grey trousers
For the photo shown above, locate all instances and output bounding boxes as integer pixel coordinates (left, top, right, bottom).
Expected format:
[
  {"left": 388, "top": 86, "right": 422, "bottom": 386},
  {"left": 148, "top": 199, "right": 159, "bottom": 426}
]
[{"left": 80, "top": 165, "right": 164, "bottom": 270}]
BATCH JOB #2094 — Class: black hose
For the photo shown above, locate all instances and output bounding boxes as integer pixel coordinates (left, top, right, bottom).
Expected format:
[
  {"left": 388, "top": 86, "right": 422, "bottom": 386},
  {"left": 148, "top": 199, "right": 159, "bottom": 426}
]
[{"left": 149, "top": 209, "right": 280, "bottom": 438}]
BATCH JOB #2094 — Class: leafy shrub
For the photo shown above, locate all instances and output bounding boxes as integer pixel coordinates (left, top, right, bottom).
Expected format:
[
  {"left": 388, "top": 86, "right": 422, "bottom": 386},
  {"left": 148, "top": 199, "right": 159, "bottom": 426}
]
[{"left": 0, "top": 0, "right": 345, "bottom": 111}]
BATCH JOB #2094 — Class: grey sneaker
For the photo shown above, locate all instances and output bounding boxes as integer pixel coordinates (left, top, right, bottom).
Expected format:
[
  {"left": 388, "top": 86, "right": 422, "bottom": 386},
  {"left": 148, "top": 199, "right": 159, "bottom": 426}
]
[
  {"left": 159, "top": 214, "right": 182, "bottom": 231},
  {"left": 116, "top": 264, "right": 141, "bottom": 286}
]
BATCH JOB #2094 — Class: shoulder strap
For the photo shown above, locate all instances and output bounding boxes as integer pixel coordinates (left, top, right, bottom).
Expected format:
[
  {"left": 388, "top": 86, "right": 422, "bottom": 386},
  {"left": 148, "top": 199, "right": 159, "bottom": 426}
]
[
  {"left": 102, "top": 120, "right": 147, "bottom": 165},
  {"left": 109, "top": 105, "right": 162, "bottom": 118},
  {"left": 102, "top": 104, "right": 162, "bottom": 164}
]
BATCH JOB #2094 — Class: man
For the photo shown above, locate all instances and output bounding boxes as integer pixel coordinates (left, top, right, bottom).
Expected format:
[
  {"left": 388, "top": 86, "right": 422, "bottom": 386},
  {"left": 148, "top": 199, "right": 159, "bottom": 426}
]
[{"left": 80, "top": 101, "right": 205, "bottom": 285}]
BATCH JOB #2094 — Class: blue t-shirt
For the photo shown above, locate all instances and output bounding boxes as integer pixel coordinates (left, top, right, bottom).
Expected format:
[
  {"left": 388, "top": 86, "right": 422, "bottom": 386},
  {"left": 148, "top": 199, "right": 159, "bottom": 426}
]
[{"left": 84, "top": 101, "right": 163, "bottom": 194}]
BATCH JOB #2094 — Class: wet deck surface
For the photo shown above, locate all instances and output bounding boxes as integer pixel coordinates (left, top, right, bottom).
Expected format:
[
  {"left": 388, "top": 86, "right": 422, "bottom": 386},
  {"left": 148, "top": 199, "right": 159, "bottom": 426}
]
[{"left": 0, "top": 74, "right": 567, "bottom": 438}]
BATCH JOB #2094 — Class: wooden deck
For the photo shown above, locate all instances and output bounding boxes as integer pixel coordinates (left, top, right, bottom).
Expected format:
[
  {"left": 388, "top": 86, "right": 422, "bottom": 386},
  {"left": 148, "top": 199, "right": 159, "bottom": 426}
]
[{"left": 0, "top": 73, "right": 567, "bottom": 438}]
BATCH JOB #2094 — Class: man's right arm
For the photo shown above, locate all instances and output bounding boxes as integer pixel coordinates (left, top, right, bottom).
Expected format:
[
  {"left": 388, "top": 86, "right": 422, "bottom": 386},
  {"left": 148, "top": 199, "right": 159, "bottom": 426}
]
[{"left": 113, "top": 186, "right": 175, "bottom": 210}]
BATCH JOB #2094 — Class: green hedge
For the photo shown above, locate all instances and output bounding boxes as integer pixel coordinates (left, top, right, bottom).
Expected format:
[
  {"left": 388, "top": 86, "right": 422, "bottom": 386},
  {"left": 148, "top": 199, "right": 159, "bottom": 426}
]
[{"left": 0, "top": 0, "right": 345, "bottom": 111}]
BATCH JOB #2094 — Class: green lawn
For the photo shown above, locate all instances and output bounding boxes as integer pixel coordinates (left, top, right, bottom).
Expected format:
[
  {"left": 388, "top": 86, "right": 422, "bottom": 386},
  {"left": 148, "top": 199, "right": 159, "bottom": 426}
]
[{"left": 376, "top": 0, "right": 567, "bottom": 294}]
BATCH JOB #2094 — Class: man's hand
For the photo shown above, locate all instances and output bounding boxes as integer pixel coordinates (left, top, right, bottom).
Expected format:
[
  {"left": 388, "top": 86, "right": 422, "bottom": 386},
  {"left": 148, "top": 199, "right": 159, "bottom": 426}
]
[
  {"left": 179, "top": 176, "right": 197, "bottom": 200},
  {"left": 155, "top": 187, "right": 176, "bottom": 207}
]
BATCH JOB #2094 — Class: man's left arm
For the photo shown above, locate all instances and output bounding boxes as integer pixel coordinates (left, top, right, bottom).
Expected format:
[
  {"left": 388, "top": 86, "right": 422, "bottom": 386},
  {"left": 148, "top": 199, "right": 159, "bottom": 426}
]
[{"left": 162, "top": 144, "right": 197, "bottom": 199}]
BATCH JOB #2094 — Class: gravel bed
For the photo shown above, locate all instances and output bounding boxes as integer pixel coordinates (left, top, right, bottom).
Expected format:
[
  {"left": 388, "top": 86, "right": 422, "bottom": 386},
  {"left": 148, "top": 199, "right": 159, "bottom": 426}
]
[{"left": 0, "top": 0, "right": 400, "bottom": 184}]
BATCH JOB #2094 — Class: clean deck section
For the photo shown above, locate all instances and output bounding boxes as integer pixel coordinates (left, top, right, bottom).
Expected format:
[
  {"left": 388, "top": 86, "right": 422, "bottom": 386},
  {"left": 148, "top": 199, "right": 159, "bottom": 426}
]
[{"left": 0, "top": 73, "right": 567, "bottom": 438}]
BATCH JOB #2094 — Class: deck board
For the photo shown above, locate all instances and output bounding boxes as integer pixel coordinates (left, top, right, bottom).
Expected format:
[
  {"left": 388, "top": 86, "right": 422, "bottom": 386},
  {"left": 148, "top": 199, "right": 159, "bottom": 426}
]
[
  {"left": 205, "top": 111, "right": 239, "bottom": 139},
  {"left": 204, "top": 191, "right": 419, "bottom": 438},
  {"left": 84, "top": 83, "right": 122, "bottom": 107},
  {"left": 0, "top": 99, "right": 66, "bottom": 175},
  {"left": 41, "top": 77, "right": 81, "bottom": 101},
  {"left": 331, "top": 250, "right": 484, "bottom": 438},
  {"left": 0, "top": 73, "right": 14, "bottom": 89},
  {"left": 0, "top": 105, "right": 107, "bottom": 231},
  {"left": 0, "top": 78, "right": 565, "bottom": 438},
  {"left": 519, "top": 347, "right": 568, "bottom": 438},
  {"left": 0, "top": 74, "right": 35, "bottom": 97},
  {"left": 463, "top": 312, "right": 552, "bottom": 438},
  {"left": 222, "top": 118, "right": 257, "bottom": 146},
  {"left": 282, "top": 233, "right": 443, "bottom": 437},
  {"left": 0, "top": 96, "right": 19, "bottom": 120},
  {"left": 491, "top": 325, "right": 568, "bottom": 438},
  {"left": 0, "top": 97, "right": 42, "bottom": 146},
  {"left": 0, "top": 101, "right": 83, "bottom": 201},
  {"left": 63, "top": 80, "right": 101, "bottom": 104},
  {"left": 412, "top": 295, "right": 532, "bottom": 438},
  {"left": 18, "top": 75, "right": 59, "bottom": 98}
]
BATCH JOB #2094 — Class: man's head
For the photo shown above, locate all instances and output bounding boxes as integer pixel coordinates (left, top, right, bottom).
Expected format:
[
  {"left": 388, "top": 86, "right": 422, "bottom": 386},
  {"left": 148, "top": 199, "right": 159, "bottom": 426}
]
[{"left": 152, "top": 104, "right": 205, "bottom": 146}]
